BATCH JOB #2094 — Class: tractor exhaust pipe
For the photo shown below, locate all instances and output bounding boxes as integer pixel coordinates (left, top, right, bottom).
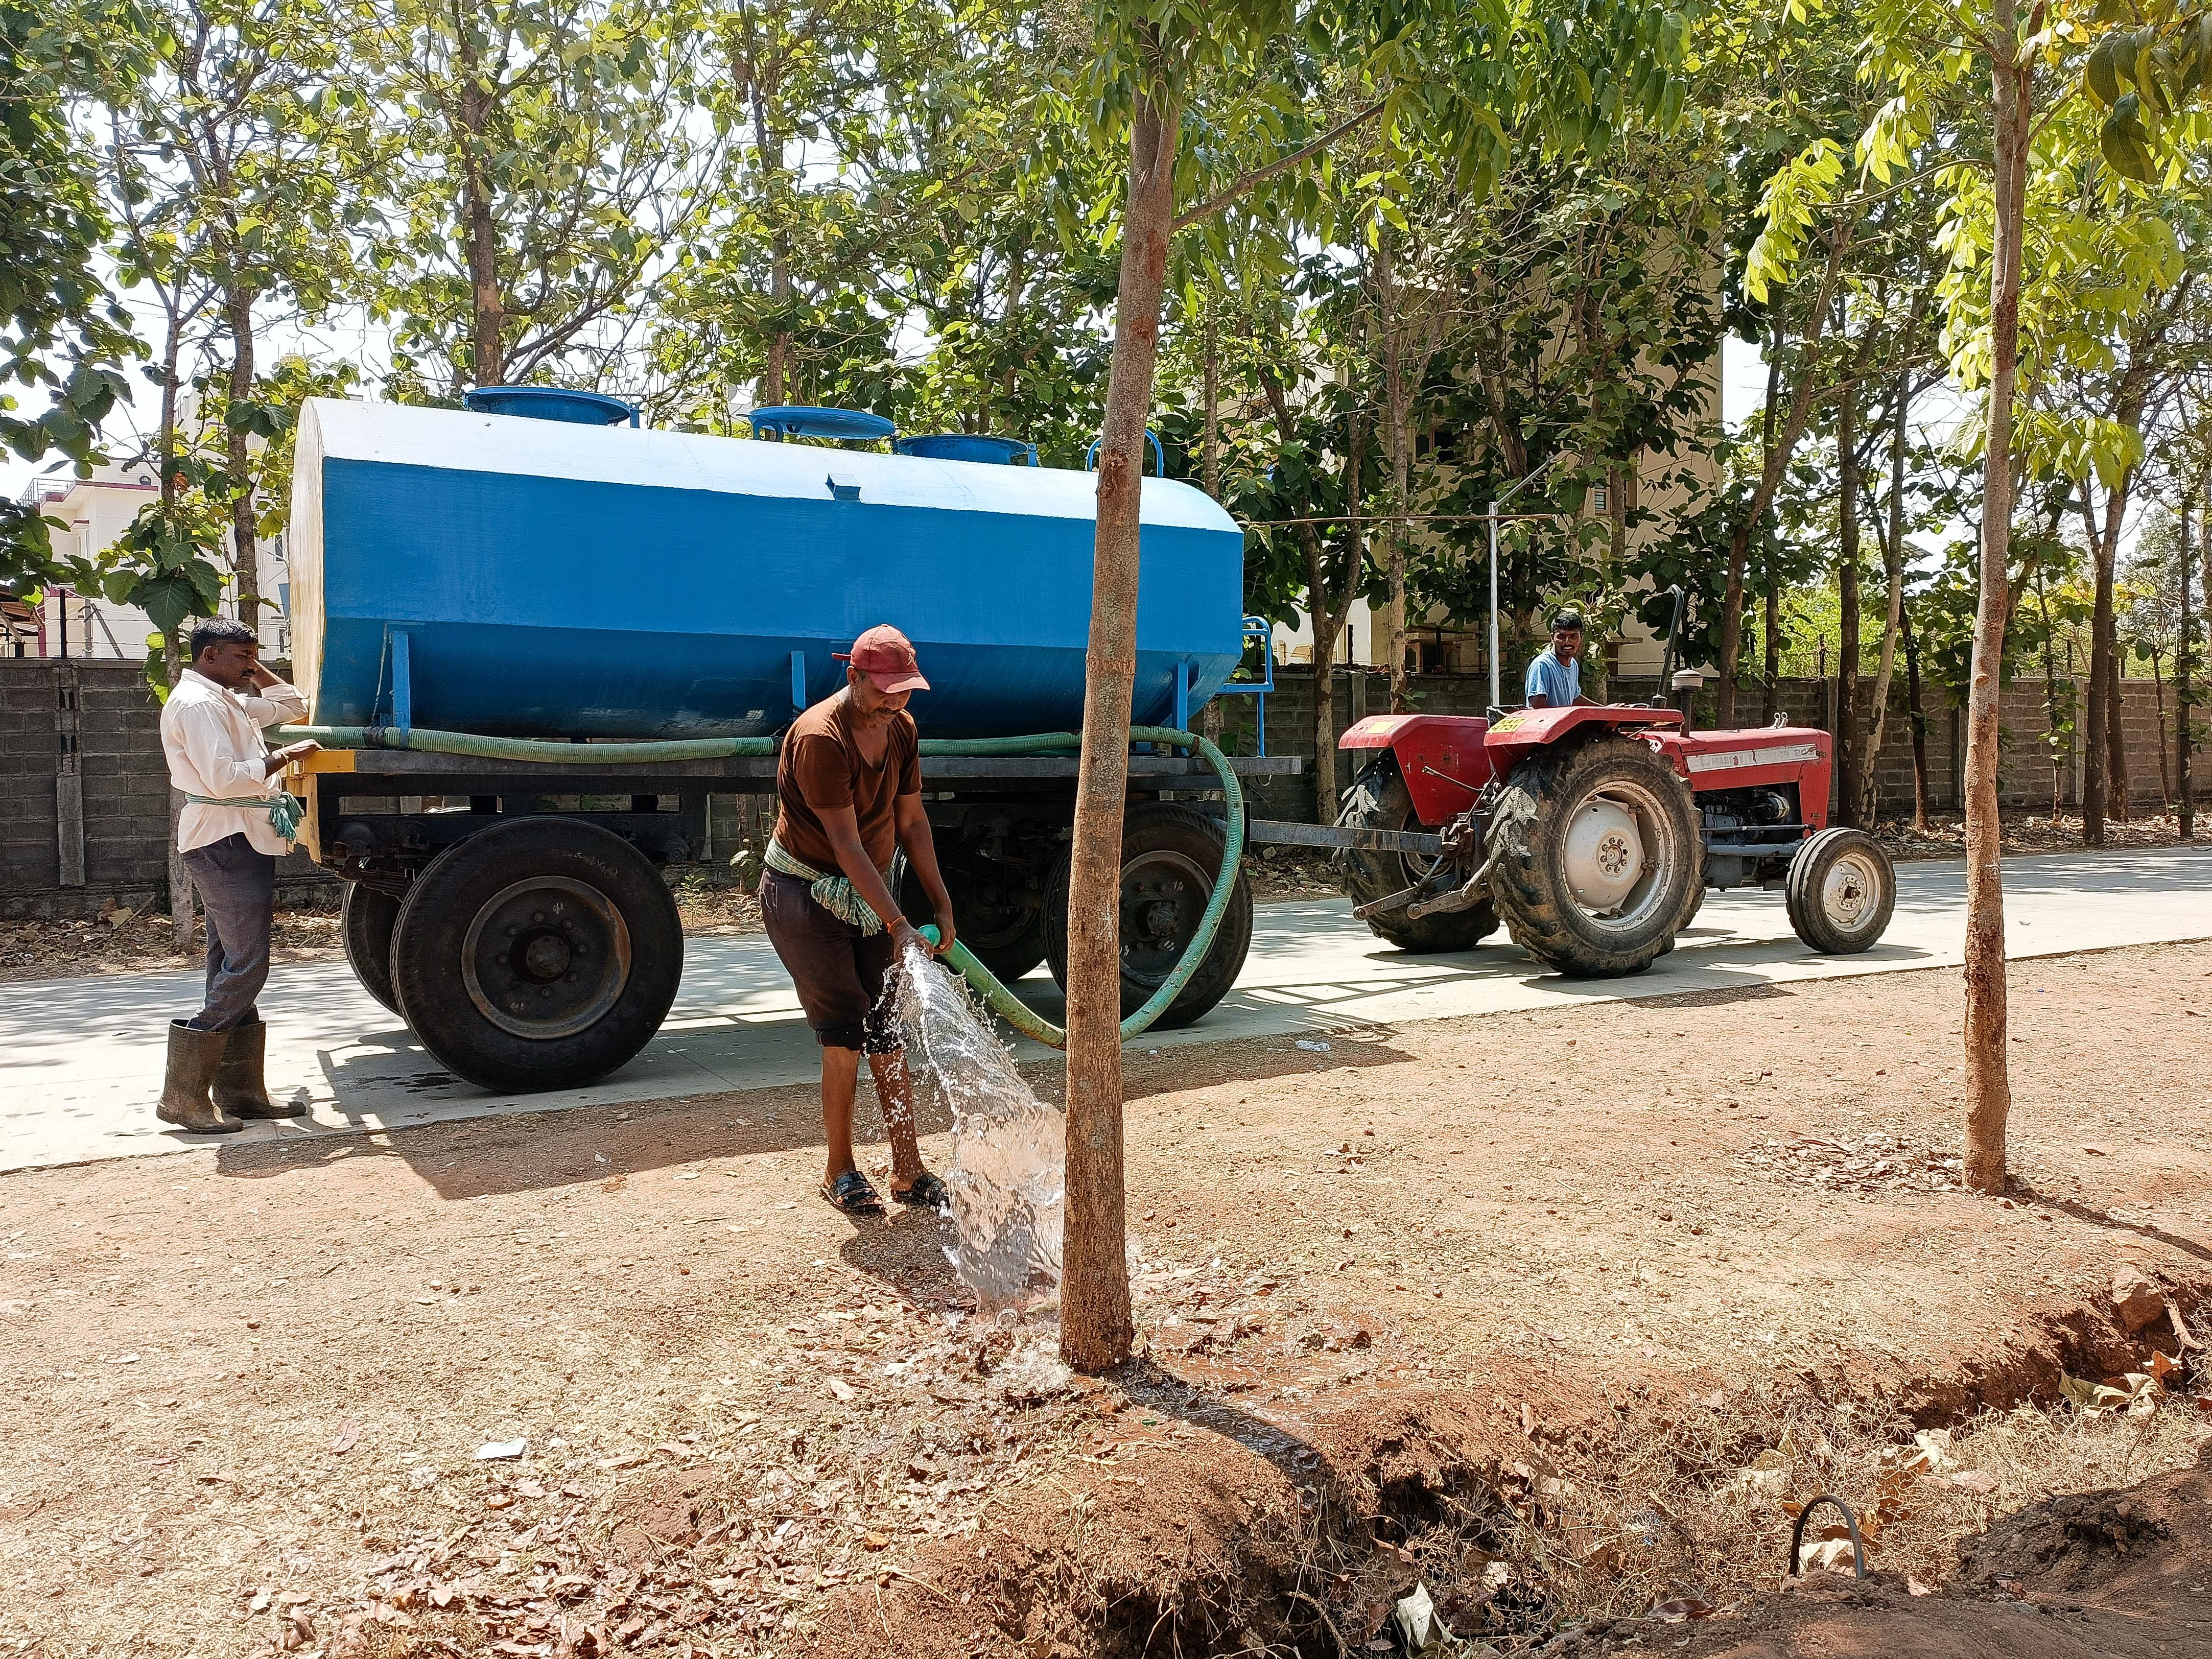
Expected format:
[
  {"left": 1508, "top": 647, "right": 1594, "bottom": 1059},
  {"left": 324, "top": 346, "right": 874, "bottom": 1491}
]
[{"left": 1673, "top": 668, "right": 1704, "bottom": 732}]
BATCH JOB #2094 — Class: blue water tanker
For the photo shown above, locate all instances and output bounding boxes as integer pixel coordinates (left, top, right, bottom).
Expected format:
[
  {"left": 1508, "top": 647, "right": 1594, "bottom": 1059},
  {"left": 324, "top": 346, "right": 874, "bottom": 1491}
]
[
  {"left": 281, "top": 392, "right": 1296, "bottom": 1098},
  {"left": 289, "top": 397, "right": 1244, "bottom": 739}
]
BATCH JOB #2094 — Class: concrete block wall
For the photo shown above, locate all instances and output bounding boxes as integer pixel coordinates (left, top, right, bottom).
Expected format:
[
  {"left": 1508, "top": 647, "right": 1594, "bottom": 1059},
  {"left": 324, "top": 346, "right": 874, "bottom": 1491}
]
[
  {"left": 2, "top": 656, "right": 2196, "bottom": 916},
  {"left": 1, "top": 659, "right": 335, "bottom": 920},
  {"left": 1215, "top": 666, "right": 2190, "bottom": 823}
]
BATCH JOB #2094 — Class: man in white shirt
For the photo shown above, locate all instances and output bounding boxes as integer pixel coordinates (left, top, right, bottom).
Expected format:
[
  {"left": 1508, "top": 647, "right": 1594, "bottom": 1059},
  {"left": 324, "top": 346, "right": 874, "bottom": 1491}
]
[{"left": 157, "top": 619, "right": 322, "bottom": 1134}]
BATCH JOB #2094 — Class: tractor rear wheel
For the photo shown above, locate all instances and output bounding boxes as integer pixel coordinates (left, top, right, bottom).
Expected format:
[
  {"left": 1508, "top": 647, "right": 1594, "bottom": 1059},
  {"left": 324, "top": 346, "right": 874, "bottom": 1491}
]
[
  {"left": 1043, "top": 802, "right": 1253, "bottom": 1029},
  {"left": 1785, "top": 827, "right": 1895, "bottom": 954},
  {"left": 1336, "top": 756, "right": 1498, "bottom": 952},
  {"left": 390, "top": 818, "right": 684, "bottom": 1092},
  {"left": 1489, "top": 734, "right": 1702, "bottom": 977},
  {"left": 341, "top": 881, "right": 402, "bottom": 1013}
]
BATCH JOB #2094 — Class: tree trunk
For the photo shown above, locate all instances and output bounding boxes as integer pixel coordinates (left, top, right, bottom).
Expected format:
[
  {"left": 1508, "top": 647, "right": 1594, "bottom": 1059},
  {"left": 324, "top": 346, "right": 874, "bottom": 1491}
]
[
  {"left": 1259, "top": 371, "right": 1350, "bottom": 822},
  {"left": 157, "top": 307, "right": 196, "bottom": 954},
  {"left": 2081, "top": 485, "right": 2122, "bottom": 841},
  {"left": 1376, "top": 233, "right": 1410, "bottom": 714},
  {"left": 1962, "top": 10, "right": 2028, "bottom": 1195},
  {"left": 1860, "top": 372, "right": 1910, "bottom": 825},
  {"left": 2150, "top": 649, "right": 2171, "bottom": 809},
  {"left": 2037, "top": 571, "right": 2064, "bottom": 816},
  {"left": 1061, "top": 83, "right": 1176, "bottom": 1376},
  {"left": 1761, "top": 585, "right": 1780, "bottom": 724},
  {"left": 456, "top": 36, "right": 504, "bottom": 388},
  {"left": 1836, "top": 373, "right": 1863, "bottom": 824},
  {"left": 1903, "top": 594, "right": 1932, "bottom": 831},
  {"left": 2181, "top": 490, "right": 2196, "bottom": 840},
  {"left": 224, "top": 276, "right": 258, "bottom": 623},
  {"left": 735, "top": 0, "right": 788, "bottom": 407},
  {"left": 1717, "top": 230, "right": 1851, "bottom": 725},
  {"left": 1201, "top": 308, "right": 1220, "bottom": 500},
  {"left": 2105, "top": 632, "right": 2130, "bottom": 820}
]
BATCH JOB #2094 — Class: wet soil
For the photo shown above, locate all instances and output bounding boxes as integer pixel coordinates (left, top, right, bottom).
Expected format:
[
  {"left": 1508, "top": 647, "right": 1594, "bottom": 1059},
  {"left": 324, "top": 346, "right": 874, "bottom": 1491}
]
[{"left": 2, "top": 942, "right": 2209, "bottom": 1655}]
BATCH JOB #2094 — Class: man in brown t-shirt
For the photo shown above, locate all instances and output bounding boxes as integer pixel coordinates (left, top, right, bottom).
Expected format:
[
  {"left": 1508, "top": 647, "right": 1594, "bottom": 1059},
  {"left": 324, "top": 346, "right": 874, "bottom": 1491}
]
[{"left": 761, "top": 624, "right": 957, "bottom": 1215}]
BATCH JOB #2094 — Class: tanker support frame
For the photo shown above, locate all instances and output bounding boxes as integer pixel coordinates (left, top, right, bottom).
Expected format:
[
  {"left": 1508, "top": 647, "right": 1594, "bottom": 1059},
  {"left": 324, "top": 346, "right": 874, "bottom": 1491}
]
[{"left": 293, "top": 743, "right": 1300, "bottom": 1095}]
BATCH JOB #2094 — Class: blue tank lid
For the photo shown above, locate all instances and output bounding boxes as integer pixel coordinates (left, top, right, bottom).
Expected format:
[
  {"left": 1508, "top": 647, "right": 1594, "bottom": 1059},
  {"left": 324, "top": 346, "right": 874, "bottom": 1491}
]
[
  {"left": 895, "top": 433, "right": 1038, "bottom": 465},
  {"left": 463, "top": 385, "right": 638, "bottom": 426},
  {"left": 749, "top": 406, "right": 895, "bottom": 442}
]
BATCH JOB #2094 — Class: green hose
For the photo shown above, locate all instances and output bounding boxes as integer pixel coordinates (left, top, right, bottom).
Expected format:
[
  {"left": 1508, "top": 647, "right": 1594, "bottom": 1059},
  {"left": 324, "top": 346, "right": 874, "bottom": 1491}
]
[{"left": 274, "top": 721, "right": 1245, "bottom": 1048}]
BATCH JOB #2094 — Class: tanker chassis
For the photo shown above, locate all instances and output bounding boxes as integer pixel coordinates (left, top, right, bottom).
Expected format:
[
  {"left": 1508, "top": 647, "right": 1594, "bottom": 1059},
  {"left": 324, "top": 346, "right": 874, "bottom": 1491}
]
[{"left": 292, "top": 741, "right": 1296, "bottom": 1093}]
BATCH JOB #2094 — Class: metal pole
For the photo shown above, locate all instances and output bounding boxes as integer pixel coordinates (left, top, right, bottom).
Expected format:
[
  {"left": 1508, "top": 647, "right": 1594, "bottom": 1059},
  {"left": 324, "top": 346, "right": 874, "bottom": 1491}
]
[{"left": 1488, "top": 504, "right": 1500, "bottom": 708}]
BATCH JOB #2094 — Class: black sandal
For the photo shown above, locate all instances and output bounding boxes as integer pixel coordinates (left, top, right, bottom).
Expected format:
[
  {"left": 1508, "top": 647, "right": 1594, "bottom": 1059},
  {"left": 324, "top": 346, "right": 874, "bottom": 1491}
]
[
  {"left": 821, "top": 1170, "right": 884, "bottom": 1215},
  {"left": 892, "top": 1170, "right": 949, "bottom": 1208}
]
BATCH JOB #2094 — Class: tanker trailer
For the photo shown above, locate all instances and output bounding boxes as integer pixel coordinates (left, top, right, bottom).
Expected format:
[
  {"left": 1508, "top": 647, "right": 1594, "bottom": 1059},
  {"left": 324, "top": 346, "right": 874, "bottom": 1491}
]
[{"left": 279, "top": 392, "right": 1297, "bottom": 1092}]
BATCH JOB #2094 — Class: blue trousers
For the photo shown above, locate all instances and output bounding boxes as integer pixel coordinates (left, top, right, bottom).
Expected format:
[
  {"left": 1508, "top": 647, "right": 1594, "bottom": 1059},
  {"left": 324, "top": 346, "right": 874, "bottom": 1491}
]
[{"left": 180, "top": 833, "right": 275, "bottom": 1032}]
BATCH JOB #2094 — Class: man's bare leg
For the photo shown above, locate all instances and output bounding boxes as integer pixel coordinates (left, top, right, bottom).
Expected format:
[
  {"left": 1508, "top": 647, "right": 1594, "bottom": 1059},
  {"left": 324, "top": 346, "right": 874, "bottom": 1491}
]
[
  {"left": 869, "top": 1049, "right": 925, "bottom": 1193},
  {"left": 821, "top": 1045, "right": 863, "bottom": 1188}
]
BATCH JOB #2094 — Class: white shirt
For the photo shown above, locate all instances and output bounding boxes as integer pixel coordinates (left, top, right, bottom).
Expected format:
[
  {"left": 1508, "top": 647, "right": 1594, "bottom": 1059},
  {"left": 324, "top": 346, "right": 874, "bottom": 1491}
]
[{"left": 160, "top": 669, "right": 309, "bottom": 856}]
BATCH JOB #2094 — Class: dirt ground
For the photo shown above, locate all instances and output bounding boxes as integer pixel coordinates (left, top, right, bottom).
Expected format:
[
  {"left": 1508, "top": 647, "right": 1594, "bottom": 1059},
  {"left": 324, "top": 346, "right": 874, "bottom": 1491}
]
[{"left": 4, "top": 939, "right": 2210, "bottom": 1656}]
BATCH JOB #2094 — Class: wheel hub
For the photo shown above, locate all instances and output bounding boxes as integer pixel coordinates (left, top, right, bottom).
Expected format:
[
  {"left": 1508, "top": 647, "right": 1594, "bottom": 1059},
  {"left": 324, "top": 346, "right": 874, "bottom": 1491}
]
[
  {"left": 1563, "top": 798, "right": 1646, "bottom": 914},
  {"left": 1119, "top": 851, "right": 1210, "bottom": 989},
  {"left": 462, "top": 877, "right": 631, "bottom": 1039},
  {"left": 1823, "top": 852, "right": 1878, "bottom": 926}
]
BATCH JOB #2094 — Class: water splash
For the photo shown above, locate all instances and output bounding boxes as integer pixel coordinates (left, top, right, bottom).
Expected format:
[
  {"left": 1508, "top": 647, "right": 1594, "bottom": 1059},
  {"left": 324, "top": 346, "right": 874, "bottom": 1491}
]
[{"left": 890, "top": 941, "right": 1064, "bottom": 1310}]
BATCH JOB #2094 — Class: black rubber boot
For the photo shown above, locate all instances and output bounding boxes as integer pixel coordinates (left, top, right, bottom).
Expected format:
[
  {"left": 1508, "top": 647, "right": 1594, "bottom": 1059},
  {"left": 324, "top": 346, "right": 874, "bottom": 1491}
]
[
  {"left": 211, "top": 1019, "right": 303, "bottom": 1119},
  {"left": 158, "top": 1022, "right": 242, "bottom": 1134}
]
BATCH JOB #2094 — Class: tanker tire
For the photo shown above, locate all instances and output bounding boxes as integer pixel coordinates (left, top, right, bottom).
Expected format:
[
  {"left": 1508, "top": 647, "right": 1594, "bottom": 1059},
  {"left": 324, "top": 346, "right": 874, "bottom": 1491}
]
[
  {"left": 1785, "top": 827, "right": 1896, "bottom": 954},
  {"left": 389, "top": 818, "right": 684, "bottom": 1093},
  {"left": 902, "top": 863, "right": 1047, "bottom": 984},
  {"left": 1042, "top": 803, "right": 1254, "bottom": 1029},
  {"left": 1336, "top": 755, "right": 1499, "bottom": 952},
  {"left": 341, "top": 882, "right": 403, "bottom": 1014},
  {"left": 1489, "top": 734, "right": 1702, "bottom": 978}
]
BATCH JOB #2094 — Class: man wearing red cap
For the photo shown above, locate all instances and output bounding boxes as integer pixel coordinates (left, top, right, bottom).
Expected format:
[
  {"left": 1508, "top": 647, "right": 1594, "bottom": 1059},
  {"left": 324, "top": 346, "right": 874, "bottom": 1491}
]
[{"left": 761, "top": 624, "right": 958, "bottom": 1215}]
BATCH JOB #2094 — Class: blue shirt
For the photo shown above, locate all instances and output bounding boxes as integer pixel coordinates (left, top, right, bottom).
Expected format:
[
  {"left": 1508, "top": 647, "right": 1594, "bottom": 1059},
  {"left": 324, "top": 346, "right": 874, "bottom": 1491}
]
[{"left": 1524, "top": 648, "right": 1581, "bottom": 707}]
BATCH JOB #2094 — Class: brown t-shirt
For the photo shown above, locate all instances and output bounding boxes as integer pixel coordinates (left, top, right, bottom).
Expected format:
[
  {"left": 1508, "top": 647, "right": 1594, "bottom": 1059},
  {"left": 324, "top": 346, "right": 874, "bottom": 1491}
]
[{"left": 773, "top": 694, "right": 921, "bottom": 874}]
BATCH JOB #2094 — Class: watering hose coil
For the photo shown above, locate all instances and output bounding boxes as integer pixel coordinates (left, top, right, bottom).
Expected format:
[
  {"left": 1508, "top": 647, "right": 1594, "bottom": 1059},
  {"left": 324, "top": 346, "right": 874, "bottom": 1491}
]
[{"left": 273, "top": 722, "right": 1245, "bottom": 1049}]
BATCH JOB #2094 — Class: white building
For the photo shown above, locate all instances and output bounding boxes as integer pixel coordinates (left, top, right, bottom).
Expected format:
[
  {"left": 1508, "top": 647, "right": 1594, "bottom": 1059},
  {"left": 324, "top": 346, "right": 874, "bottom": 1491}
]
[{"left": 7, "top": 461, "right": 292, "bottom": 660}]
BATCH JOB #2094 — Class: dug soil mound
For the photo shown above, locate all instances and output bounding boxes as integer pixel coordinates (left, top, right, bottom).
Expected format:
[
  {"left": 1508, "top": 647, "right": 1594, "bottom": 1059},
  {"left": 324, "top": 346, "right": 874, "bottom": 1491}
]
[{"left": 1661, "top": 1464, "right": 2212, "bottom": 1658}]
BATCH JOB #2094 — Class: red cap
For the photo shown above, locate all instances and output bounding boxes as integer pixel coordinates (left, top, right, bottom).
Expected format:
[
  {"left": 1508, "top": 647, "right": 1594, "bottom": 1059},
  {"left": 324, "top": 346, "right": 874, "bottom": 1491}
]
[{"left": 834, "top": 624, "right": 929, "bottom": 694}]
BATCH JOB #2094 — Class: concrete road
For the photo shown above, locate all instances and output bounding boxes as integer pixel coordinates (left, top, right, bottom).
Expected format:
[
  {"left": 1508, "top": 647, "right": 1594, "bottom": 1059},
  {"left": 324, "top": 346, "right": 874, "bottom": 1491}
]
[{"left": 6, "top": 845, "right": 2210, "bottom": 1174}]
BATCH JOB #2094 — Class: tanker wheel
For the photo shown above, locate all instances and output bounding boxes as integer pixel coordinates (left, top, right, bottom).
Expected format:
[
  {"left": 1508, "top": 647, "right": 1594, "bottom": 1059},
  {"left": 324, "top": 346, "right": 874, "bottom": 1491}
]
[
  {"left": 1785, "top": 827, "right": 1896, "bottom": 954},
  {"left": 341, "top": 881, "right": 402, "bottom": 1014},
  {"left": 902, "top": 862, "right": 1047, "bottom": 983},
  {"left": 1489, "top": 734, "right": 1702, "bottom": 978},
  {"left": 1336, "top": 755, "right": 1498, "bottom": 953},
  {"left": 1042, "top": 803, "right": 1254, "bottom": 1029},
  {"left": 389, "top": 818, "right": 684, "bottom": 1092}
]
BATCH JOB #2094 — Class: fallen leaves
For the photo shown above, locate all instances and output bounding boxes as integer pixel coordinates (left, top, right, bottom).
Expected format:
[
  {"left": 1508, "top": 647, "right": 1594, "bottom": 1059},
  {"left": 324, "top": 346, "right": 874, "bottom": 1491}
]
[
  {"left": 1738, "top": 1132, "right": 1965, "bottom": 1195},
  {"left": 2059, "top": 1368, "right": 2167, "bottom": 1417}
]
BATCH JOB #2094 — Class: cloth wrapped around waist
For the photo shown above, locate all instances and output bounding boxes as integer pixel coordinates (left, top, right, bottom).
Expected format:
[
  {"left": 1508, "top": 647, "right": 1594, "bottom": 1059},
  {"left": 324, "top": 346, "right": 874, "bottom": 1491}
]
[
  {"left": 184, "top": 791, "right": 302, "bottom": 846},
  {"left": 764, "top": 839, "right": 903, "bottom": 934}
]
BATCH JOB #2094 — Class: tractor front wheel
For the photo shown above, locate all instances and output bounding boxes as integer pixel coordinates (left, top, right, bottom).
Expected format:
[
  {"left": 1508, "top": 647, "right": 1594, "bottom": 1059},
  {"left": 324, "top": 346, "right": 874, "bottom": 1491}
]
[
  {"left": 1488, "top": 734, "right": 1702, "bottom": 977},
  {"left": 1336, "top": 756, "right": 1498, "bottom": 953},
  {"left": 1785, "top": 827, "right": 1896, "bottom": 954}
]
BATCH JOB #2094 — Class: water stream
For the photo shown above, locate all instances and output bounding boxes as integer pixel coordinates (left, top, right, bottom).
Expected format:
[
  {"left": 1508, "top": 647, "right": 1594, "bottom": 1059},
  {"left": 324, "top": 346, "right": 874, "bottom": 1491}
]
[{"left": 890, "top": 941, "right": 1065, "bottom": 1310}]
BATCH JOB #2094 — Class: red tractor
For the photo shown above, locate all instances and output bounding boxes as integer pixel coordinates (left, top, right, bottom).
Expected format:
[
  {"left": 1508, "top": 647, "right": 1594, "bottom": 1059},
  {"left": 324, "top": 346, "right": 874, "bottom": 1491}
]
[{"left": 1328, "top": 701, "right": 1897, "bottom": 977}]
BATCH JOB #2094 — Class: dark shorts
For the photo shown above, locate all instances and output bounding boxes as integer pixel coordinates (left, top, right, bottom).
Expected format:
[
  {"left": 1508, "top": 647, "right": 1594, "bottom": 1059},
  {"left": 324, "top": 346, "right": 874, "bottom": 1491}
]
[{"left": 758, "top": 870, "right": 902, "bottom": 1053}]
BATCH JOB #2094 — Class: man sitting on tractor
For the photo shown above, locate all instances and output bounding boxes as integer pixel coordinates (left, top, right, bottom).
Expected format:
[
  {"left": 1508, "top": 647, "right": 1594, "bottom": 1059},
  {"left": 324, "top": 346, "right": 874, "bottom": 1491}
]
[{"left": 1524, "top": 607, "right": 1599, "bottom": 709}]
